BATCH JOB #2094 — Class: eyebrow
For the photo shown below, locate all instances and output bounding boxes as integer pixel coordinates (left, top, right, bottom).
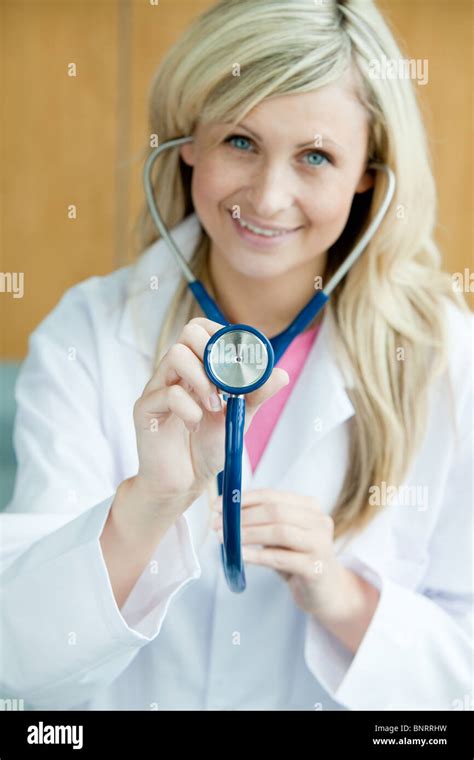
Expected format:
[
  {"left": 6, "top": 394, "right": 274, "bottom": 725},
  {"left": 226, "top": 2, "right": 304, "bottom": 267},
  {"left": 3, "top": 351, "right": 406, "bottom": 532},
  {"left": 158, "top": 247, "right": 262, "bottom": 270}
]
[{"left": 222, "top": 122, "right": 343, "bottom": 152}]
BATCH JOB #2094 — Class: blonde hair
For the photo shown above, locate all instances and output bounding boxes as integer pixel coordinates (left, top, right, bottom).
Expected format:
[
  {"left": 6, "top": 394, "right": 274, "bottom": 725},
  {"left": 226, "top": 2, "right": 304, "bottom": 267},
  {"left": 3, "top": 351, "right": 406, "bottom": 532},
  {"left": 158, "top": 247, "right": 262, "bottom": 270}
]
[{"left": 132, "top": 0, "right": 467, "bottom": 541}]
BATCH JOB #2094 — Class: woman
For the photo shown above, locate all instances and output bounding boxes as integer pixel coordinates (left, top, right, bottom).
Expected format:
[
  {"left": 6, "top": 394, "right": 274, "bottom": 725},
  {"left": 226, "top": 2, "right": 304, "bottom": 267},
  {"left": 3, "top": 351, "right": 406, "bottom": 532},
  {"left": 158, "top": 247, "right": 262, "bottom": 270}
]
[{"left": 1, "top": 0, "right": 472, "bottom": 711}]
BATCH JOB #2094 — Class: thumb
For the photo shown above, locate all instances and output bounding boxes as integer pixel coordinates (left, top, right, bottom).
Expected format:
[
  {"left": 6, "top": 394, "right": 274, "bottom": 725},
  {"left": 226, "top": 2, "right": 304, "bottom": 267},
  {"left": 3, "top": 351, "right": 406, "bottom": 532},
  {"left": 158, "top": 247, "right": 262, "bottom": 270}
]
[{"left": 245, "top": 367, "right": 289, "bottom": 418}]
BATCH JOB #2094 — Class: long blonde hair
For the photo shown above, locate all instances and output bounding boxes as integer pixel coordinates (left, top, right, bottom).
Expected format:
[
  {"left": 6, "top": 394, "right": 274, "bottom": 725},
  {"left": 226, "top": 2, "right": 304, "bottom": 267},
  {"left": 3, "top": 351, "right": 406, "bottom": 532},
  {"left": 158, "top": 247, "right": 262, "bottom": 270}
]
[{"left": 132, "top": 0, "right": 467, "bottom": 540}]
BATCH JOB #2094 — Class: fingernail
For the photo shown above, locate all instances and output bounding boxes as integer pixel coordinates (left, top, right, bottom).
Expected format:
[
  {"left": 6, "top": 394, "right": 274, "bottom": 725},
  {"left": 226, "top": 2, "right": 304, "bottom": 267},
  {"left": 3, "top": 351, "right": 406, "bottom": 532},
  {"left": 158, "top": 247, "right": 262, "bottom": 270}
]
[{"left": 209, "top": 393, "right": 221, "bottom": 411}]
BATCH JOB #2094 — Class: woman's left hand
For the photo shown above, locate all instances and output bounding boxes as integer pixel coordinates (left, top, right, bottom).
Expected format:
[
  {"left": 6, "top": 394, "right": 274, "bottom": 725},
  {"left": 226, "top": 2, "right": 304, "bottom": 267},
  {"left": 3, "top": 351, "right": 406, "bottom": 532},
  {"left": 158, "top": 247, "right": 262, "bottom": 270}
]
[
  {"left": 213, "top": 488, "right": 381, "bottom": 652},
  {"left": 212, "top": 488, "right": 378, "bottom": 634}
]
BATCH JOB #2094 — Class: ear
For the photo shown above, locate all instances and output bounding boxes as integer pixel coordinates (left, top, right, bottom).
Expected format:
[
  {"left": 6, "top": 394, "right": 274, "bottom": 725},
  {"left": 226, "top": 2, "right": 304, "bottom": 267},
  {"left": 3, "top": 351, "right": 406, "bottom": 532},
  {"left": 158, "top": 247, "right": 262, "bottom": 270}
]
[
  {"left": 354, "top": 168, "right": 375, "bottom": 194},
  {"left": 180, "top": 141, "right": 196, "bottom": 167}
]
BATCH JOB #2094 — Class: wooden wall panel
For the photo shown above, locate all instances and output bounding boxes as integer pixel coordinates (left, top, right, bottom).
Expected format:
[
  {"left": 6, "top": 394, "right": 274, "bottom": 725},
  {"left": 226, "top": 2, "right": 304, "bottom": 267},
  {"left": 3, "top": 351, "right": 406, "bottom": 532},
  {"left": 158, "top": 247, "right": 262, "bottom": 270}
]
[
  {"left": 377, "top": 0, "right": 473, "bottom": 301},
  {"left": 1, "top": 0, "right": 472, "bottom": 359},
  {"left": 0, "top": 0, "right": 120, "bottom": 358},
  {"left": 118, "top": 0, "right": 214, "bottom": 268}
]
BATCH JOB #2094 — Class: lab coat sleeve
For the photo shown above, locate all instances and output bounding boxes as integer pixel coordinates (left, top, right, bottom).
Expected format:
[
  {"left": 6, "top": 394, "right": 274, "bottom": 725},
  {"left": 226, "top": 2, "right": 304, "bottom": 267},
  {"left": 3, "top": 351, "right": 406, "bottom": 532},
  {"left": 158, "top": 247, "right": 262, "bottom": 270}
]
[
  {"left": 0, "top": 283, "right": 201, "bottom": 709},
  {"left": 304, "top": 325, "right": 473, "bottom": 710}
]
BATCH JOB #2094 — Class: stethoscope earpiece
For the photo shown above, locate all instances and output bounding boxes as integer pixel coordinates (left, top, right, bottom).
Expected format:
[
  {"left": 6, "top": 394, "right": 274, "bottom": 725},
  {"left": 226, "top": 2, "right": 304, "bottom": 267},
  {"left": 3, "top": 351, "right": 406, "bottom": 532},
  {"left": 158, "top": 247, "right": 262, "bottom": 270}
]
[{"left": 143, "top": 135, "right": 396, "bottom": 592}]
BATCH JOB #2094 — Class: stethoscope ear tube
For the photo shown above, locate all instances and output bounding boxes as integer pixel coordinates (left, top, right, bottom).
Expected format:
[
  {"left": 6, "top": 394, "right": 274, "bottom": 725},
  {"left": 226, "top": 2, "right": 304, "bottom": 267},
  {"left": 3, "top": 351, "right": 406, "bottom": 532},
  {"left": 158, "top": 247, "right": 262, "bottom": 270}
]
[
  {"left": 220, "top": 395, "right": 247, "bottom": 593},
  {"left": 143, "top": 136, "right": 396, "bottom": 593}
]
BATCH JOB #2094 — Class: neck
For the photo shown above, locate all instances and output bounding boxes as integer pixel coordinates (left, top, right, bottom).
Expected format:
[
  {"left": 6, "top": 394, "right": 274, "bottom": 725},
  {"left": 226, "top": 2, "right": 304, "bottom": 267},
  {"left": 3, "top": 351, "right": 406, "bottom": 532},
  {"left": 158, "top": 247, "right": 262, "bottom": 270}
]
[{"left": 207, "top": 251, "right": 328, "bottom": 338}]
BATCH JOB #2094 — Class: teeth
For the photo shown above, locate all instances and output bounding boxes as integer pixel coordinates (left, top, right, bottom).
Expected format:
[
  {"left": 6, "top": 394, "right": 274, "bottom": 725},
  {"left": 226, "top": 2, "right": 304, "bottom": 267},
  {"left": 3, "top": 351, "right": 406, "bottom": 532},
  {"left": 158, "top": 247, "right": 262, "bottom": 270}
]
[{"left": 237, "top": 217, "right": 289, "bottom": 236}]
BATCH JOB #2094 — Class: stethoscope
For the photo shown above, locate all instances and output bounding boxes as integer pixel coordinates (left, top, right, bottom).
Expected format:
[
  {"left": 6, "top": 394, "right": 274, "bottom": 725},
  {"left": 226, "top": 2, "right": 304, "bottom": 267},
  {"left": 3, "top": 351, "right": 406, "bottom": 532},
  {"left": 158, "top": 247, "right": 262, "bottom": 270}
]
[{"left": 143, "top": 135, "right": 396, "bottom": 593}]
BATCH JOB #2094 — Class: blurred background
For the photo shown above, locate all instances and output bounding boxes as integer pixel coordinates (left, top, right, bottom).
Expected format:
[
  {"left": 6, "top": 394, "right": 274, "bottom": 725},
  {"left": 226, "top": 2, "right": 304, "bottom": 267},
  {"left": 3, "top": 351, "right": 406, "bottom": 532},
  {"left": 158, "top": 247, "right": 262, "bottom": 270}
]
[{"left": 0, "top": 0, "right": 473, "bottom": 507}]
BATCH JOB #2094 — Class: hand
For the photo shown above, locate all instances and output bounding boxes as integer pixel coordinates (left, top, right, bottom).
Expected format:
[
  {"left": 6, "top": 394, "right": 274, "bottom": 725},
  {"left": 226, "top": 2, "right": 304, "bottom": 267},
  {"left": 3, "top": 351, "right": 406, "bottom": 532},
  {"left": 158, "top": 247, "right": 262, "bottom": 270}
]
[
  {"left": 212, "top": 488, "right": 380, "bottom": 643},
  {"left": 132, "top": 319, "right": 289, "bottom": 516}
]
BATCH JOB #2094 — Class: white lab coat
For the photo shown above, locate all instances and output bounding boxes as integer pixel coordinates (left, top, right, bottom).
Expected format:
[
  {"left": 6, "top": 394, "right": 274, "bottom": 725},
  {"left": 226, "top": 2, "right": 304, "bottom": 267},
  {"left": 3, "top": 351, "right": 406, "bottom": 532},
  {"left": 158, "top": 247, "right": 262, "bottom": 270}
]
[{"left": 0, "top": 213, "right": 472, "bottom": 711}]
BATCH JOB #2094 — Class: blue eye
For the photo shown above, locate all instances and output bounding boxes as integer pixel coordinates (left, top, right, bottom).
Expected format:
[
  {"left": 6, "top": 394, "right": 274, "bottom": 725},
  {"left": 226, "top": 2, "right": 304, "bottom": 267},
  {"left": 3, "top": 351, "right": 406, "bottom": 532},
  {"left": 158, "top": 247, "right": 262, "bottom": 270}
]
[
  {"left": 304, "top": 151, "right": 329, "bottom": 167},
  {"left": 223, "top": 134, "right": 332, "bottom": 167},
  {"left": 224, "top": 134, "right": 253, "bottom": 151}
]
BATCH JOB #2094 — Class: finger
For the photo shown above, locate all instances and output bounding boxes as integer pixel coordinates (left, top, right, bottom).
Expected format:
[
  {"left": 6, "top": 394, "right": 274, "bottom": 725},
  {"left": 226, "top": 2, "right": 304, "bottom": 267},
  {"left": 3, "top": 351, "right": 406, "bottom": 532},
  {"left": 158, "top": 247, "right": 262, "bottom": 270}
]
[
  {"left": 145, "top": 319, "right": 223, "bottom": 389},
  {"left": 241, "top": 504, "right": 316, "bottom": 530},
  {"left": 213, "top": 488, "right": 284, "bottom": 511},
  {"left": 147, "top": 343, "right": 223, "bottom": 414},
  {"left": 177, "top": 319, "right": 224, "bottom": 362},
  {"left": 245, "top": 368, "right": 289, "bottom": 417},
  {"left": 242, "top": 490, "right": 324, "bottom": 528},
  {"left": 134, "top": 384, "right": 203, "bottom": 432},
  {"left": 240, "top": 523, "right": 315, "bottom": 552},
  {"left": 185, "top": 316, "right": 228, "bottom": 337},
  {"left": 213, "top": 521, "right": 313, "bottom": 554},
  {"left": 242, "top": 546, "right": 309, "bottom": 577},
  {"left": 241, "top": 489, "right": 322, "bottom": 512},
  {"left": 213, "top": 493, "right": 319, "bottom": 530}
]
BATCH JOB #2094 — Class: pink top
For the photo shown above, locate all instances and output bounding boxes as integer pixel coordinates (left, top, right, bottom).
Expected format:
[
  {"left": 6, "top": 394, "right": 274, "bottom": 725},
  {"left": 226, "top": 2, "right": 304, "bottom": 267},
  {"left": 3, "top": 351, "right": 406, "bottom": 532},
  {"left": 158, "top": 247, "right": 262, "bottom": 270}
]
[{"left": 244, "top": 324, "right": 321, "bottom": 473}]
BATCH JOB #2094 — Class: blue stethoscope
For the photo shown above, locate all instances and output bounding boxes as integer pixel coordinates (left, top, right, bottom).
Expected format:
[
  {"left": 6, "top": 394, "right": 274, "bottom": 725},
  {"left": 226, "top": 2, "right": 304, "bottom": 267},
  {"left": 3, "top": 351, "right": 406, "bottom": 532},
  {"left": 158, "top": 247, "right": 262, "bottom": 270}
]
[{"left": 143, "top": 135, "right": 396, "bottom": 593}]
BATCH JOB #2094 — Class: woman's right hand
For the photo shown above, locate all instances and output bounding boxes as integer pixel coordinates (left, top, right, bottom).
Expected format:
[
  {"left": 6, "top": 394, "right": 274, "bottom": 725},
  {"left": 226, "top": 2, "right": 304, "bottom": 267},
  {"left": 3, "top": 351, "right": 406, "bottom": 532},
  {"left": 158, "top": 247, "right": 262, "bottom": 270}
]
[{"left": 131, "top": 317, "right": 289, "bottom": 515}]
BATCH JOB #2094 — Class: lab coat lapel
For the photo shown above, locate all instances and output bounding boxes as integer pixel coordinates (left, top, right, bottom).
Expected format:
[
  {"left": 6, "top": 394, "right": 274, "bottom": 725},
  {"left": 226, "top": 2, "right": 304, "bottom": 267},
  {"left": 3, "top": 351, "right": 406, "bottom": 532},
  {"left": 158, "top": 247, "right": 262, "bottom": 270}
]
[{"left": 243, "top": 311, "right": 355, "bottom": 491}]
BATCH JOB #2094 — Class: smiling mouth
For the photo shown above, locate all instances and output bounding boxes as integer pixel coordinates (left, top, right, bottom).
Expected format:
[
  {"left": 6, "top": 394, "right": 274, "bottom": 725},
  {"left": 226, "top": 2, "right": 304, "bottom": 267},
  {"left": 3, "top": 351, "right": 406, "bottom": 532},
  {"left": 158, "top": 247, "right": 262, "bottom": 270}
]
[{"left": 226, "top": 210, "right": 302, "bottom": 237}]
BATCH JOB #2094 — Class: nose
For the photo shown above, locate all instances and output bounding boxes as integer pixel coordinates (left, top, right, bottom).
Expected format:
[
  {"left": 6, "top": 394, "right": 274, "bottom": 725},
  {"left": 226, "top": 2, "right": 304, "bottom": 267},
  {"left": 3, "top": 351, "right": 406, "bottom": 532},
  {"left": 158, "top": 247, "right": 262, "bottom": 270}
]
[{"left": 245, "top": 160, "right": 296, "bottom": 219}]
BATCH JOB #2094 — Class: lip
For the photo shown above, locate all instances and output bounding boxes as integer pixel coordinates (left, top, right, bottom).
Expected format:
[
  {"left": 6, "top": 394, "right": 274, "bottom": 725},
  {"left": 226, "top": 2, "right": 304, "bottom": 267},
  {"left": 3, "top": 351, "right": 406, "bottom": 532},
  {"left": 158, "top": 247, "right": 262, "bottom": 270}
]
[
  {"left": 226, "top": 210, "right": 302, "bottom": 249},
  {"left": 227, "top": 209, "right": 302, "bottom": 232}
]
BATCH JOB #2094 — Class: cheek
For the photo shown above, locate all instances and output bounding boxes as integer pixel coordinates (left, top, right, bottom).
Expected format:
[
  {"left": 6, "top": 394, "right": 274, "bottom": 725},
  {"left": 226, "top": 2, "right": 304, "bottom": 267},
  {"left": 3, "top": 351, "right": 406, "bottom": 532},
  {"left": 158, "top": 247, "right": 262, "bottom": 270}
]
[
  {"left": 191, "top": 156, "right": 236, "bottom": 208},
  {"left": 304, "top": 183, "right": 354, "bottom": 235}
]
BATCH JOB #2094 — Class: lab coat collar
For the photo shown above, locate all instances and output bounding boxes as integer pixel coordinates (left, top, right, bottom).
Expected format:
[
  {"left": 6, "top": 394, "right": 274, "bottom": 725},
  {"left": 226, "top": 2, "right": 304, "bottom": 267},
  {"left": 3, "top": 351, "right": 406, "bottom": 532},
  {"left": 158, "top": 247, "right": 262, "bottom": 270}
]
[{"left": 118, "top": 213, "right": 356, "bottom": 483}]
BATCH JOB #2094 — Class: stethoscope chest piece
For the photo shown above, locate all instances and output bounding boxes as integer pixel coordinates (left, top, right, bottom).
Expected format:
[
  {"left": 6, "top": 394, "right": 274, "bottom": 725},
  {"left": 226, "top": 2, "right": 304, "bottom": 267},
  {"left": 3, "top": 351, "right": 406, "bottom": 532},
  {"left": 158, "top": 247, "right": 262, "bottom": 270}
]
[
  {"left": 144, "top": 135, "right": 396, "bottom": 592},
  {"left": 204, "top": 324, "right": 274, "bottom": 395},
  {"left": 204, "top": 324, "right": 274, "bottom": 593}
]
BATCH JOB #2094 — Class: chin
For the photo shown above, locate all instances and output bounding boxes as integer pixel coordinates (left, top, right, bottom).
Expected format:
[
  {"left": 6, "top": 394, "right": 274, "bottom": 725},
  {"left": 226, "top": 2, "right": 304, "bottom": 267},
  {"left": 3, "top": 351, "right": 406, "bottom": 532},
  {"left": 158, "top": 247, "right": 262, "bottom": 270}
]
[{"left": 224, "top": 249, "right": 293, "bottom": 280}]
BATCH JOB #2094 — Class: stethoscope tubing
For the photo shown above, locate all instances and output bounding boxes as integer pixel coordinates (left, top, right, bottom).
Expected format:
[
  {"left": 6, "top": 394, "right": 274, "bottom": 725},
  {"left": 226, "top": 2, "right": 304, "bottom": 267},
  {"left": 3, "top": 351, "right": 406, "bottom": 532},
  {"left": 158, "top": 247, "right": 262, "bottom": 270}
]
[
  {"left": 143, "top": 135, "right": 396, "bottom": 592},
  {"left": 204, "top": 323, "right": 275, "bottom": 592},
  {"left": 221, "top": 395, "right": 246, "bottom": 592}
]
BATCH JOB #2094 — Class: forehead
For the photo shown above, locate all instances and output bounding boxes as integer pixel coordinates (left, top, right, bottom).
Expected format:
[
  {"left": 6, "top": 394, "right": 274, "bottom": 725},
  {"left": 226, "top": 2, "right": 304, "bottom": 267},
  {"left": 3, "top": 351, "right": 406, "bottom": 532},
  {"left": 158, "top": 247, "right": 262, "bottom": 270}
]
[
  {"left": 202, "top": 70, "right": 369, "bottom": 148},
  {"left": 244, "top": 85, "right": 367, "bottom": 133}
]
